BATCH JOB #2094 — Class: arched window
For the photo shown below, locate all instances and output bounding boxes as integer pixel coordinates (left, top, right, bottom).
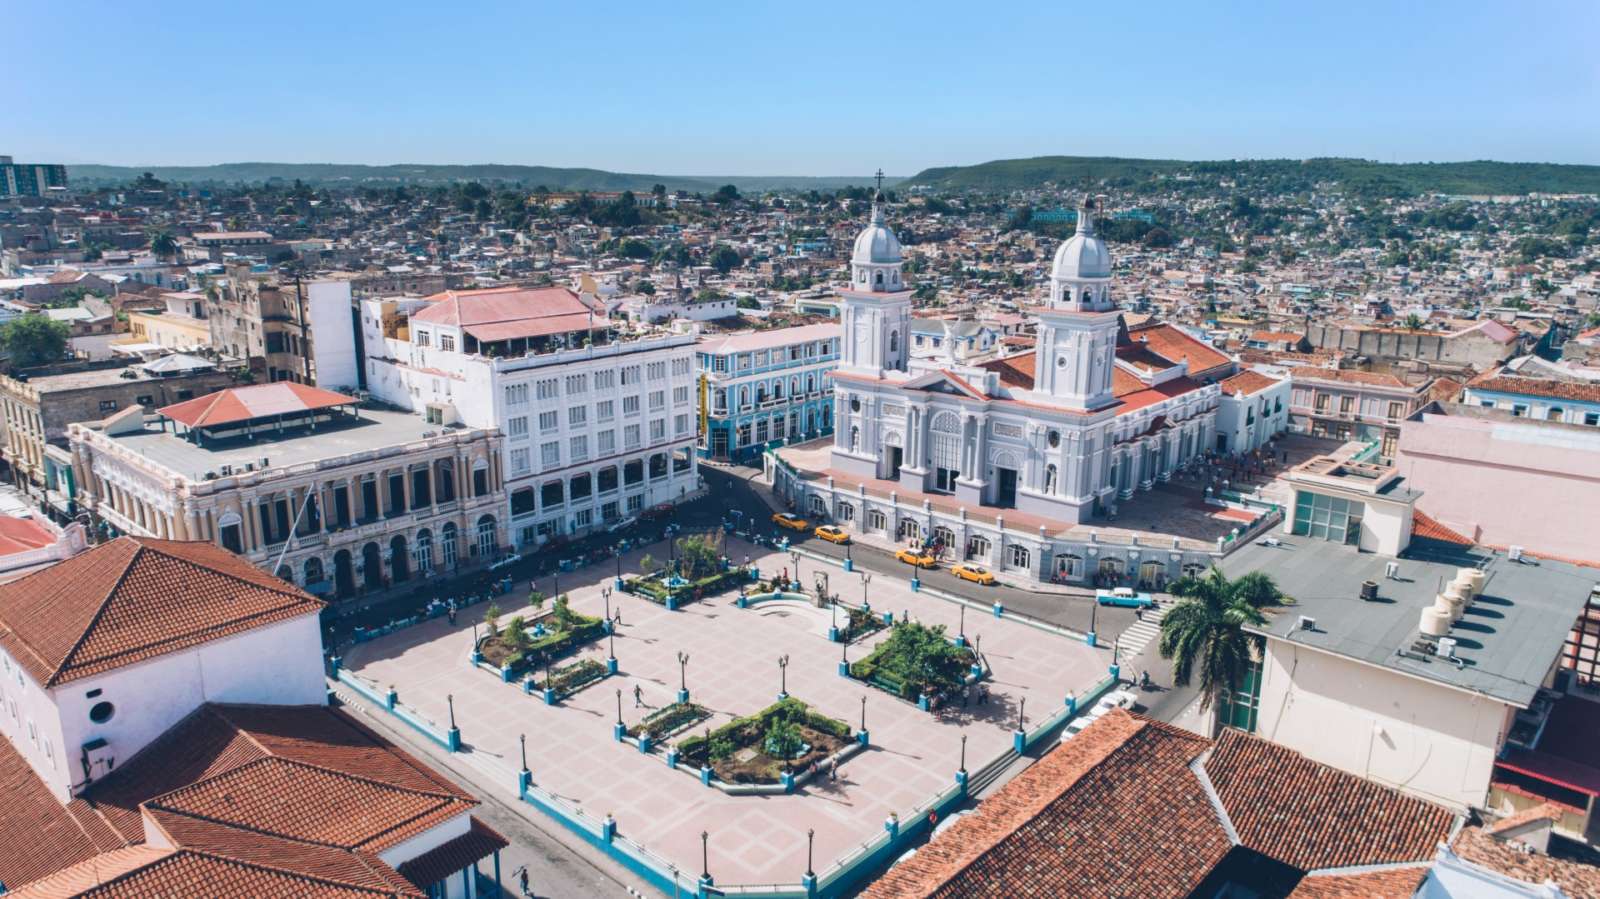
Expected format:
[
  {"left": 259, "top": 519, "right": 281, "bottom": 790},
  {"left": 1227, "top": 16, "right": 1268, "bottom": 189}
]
[
  {"left": 837, "top": 502, "right": 855, "bottom": 522},
  {"left": 739, "top": 386, "right": 748, "bottom": 408},
  {"left": 303, "top": 556, "right": 325, "bottom": 586},
  {"left": 1008, "top": 544, "right": 1031, "bottom": 570},
  {"left": 1054, "top": 553, "right": 1083, "bottom": 578},
  {"left": 475, "top": 514, "right": 497, "bottom": 559},
  {"left": 441, "top": 522, "right": 459, "bottom": 569},
  {"left": 1081, "top": 290, "right": 1093, "bottom": 306},
  {"left": 888, "top": 331, "right": 899, "bottom": 353},
  {"left": 773, "top": 380, "right": 784, "bottom": 400},
  {"left": 415, "top": 529, "right": 434, "bottom": 574},
  {"left": 875, "top": 272, "right": 884, "bottom": 286}
]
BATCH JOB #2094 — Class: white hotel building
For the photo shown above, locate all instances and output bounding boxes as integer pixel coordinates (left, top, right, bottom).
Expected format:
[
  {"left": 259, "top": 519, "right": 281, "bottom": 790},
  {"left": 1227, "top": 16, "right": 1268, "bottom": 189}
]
[{"left": 360, "top": 286, "right": 701, "bottom": 547}]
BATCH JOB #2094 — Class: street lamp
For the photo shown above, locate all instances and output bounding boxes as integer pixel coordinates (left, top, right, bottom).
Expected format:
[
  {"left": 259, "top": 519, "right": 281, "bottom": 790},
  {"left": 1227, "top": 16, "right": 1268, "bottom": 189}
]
[
  {"left": 806, "top": 828, "right": 815, "bottom": 879},
  {"left": 790, "top": 550, "right": 801, "bottom": 589},
  {"left": 958, "top": 603, "right": 966, "bottom": 640},
  {"left": 677, "top": 651, "right": 689, "bottom": 693},
  {"left": 959, "top": 733, "right": 967, "bottom": 774},
  {"left": 860, "top": 572, "right": 872, "bottom": 607},
  {"left": 860, "top": 695, "right": 867, "bottom": 732},
  {"left": 1017, "top": 697, "right": 1026, "bottom": 732},
  {"left": 615, "top": 688, "right": 623, "bottom": 726},
  {"left": 447, "top": 694, "right": 456, "bottom": 730},
  {"left": 701, "top": 830, "right": 711, "bottom": 883},
  {"left": 777, "top": 654, "right": 790, "bottom": 698},
  {"left": 602, "top": 586, "right": 612, "bottom": 622},
  {"left": 520, "top": 733, "right": 529, "bottom": 775}
]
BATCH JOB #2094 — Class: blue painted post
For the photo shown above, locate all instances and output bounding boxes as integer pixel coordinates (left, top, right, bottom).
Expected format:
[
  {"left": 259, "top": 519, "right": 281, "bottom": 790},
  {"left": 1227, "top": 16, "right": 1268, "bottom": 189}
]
[
  {"left": 969, "top": 662, "right": 983, "bottom": 679},
  {"left": 384, "top": 688, "right": 397, "bottom": 711},
  {"left": 522, "top": 676, "right": 534, "bottom": 695},
  {"left": 699, "top": 765, "right": 713, "bottom": 787},
  {"left": 613, "top": 722, "right": 625, "bottom": 742},
  {"left": 470, "top": 649, "right": 482, "bottom": 666},
  {"left": 1086, "top": 631, "right": 1098, "bottom": 648},
  {"left": 328, "top": 655, "right": 342, "bottom": 676},
  {"left": 843, "top": 557, "right": 853, "bottom": 572},
  {"left": 884, "top": 814, "right": 899, "bottom": 840},
  {"left": 1109, "top": 663, "right": 1121, "bottom": 682},
  {"left": 803, "top": 873, "right": 819, "bottom": 898},
  {"left": 447, "top": 727, "right": 462, "bottom": 752},
  {"left": 857, "top": 729, "right": 870, "bottom": 747},
  {"left": 639, "top": 735, "right": 653, "bottom": 754},
  {"left": 736, "top": 595, "right": 748, "bottom": 609},
  {"left": 1012, "top": 729, "right": 1025, "bottom": 754},
  {"left": 698, "top": 874, "right": 715, "bottom": 897},
  {"left": 500, "top": 665, "right": 513, "bottom": 683},
  {"left": 667, "top": 748, "right": 680, "bottom": 768},
  {"left": 615, "top": 576, "right": 625, "bottom": 591},
  {"left": 601, "top": 815, "right": 616, "bottom": 843},
  {"left": 606, "top": 656, "right": 618, "bottom": 675},
  {"left": 955, "top": 769, "right": 969, "bottom": 794},
  {"left": 917, "top": 694, "right": 930, "bottom": 712},
  {"left": 677, "top": 688, "right": 689, "bottom": 704},
  {"left": 838, "top": 660, "right": 850, "bottom": 677},
  {"left": 543, "top": 688, "right": 557, "bottom": 705},
  {"left": 781, "top": 770, "right": 795, "bottom": 792},
  {"left": 828, "top": 626, "right": 839, "bottom": 642},
  {"left": 992, "top": 601, "right": 1004, "bottom": 619},
  {"left": 603, "top": 618, "right": 614, "bottom": 635},
  {"left": 666, "top": 596, "right": 678, "bottom": 611},
  {"left": 910, "top": 577, "right": 920, "bottom": 592},
  {"left": 953, "top": 634, "right": 966, "bottom": 648},
  {"left": 1065, "top": 694, "right": 1078, "bottom": 715},
  {"left": 882, "top": 611, "right": 894, "bottom": 626},
  {"left": 518, "top": 769, "right": 531, "bottom": 794}
]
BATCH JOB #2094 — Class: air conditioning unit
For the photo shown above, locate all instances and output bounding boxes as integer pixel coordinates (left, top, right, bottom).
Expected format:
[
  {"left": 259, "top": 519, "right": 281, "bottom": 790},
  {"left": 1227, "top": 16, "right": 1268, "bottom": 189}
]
[
  {"left": 219, "top": 464, "right": 233, "bottom": 476},
  {"left": 1385, "top": 561, "right": 1400, "bottom": 580},
  {"left": 1297, "top": 615, "right": 1317, "bottom": 631},
  {"left": 1508, "top": 545, "right": 1524, "bottom": 562},
  {"left": 1436, "top": 637, "right": 1458, "bottom": 659},
  {"left": 1360, "top": 581, "right": 1380, "bottom": 601}
]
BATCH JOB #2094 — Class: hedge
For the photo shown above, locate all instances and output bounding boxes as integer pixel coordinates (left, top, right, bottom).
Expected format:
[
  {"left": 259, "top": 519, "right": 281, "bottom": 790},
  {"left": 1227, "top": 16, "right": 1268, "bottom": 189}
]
[
  {"left": 626, "top": 701, "right": 710, "bottom": 741},
  {"left": 498, "top": 613, "right": 606, "bottom": 675},
  {"left": 547, "top": 659, "right": 608, "bottom": 696},
  {"left": 622, "top": 568, "right": 748, "bottom": 606},
  {"left": 676, "top": 697, "right": 850, "bottom": 767}
]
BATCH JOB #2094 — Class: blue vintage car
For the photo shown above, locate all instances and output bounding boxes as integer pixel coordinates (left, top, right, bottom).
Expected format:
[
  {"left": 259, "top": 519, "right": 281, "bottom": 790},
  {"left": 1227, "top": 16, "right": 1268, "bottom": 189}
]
[{"left": 1095, "top": 588, "right": 1157, "bottom": 609}]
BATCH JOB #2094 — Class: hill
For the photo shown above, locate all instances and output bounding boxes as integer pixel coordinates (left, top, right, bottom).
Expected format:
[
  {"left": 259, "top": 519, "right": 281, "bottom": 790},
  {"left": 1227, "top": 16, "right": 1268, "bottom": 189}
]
[
  {"left": 65, "top": 162, "right": 900, "bottom": 194},
  {"left": 905, "top": 156, "right": 1600, "bottom": 196}
]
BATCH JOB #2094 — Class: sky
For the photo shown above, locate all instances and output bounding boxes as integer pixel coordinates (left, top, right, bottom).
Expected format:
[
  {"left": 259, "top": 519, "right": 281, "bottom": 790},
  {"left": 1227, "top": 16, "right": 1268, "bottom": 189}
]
[{"left": 7, "top": 0, "right": 1598, "bottom": 176}]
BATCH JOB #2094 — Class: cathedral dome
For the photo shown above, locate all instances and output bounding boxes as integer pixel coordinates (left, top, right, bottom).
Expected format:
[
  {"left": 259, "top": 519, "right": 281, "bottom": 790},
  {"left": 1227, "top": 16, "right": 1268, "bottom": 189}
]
[
  {"left": 1050, "top": 198, "right": 1111, "bottom": 280},
  {"left": 852, "top": 196, "right": 902, "bottom": 265}
]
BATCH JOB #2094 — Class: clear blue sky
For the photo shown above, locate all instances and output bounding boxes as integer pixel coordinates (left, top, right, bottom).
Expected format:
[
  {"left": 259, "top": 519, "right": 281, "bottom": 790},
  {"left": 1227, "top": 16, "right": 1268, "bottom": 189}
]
[{"left": 7, "top": 0, "right": 1597, "bottom": 175}]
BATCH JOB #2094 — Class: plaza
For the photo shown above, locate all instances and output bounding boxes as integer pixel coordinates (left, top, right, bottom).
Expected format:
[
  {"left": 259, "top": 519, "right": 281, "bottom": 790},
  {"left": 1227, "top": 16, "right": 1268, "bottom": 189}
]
[{"left": 343, "top": 535, "right": 1112, "bottom": 890}]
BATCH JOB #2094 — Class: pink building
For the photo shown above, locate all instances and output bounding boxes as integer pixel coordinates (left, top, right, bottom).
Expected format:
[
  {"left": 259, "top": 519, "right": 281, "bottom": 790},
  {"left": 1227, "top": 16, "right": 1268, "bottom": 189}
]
[{"left": 1395, "top": 403, "right": 1600, "bottom": 565}]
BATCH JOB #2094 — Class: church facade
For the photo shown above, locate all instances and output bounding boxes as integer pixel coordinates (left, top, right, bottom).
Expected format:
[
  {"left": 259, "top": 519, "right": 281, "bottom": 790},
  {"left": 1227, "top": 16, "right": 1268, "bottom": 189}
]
[{"left": 771, "top": 196, "right": 1240, "bottom": 586}]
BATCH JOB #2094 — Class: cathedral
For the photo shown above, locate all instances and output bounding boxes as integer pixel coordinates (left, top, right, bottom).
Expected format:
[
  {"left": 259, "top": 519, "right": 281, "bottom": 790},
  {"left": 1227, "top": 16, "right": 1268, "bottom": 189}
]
[{"left": 774, "top": 194, "right": 1243, "bottom": 584}]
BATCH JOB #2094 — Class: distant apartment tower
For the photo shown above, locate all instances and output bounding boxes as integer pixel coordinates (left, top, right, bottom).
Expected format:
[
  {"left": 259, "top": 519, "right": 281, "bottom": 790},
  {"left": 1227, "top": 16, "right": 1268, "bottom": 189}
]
[{"left": 0, "top": 155, "right": 67, "bottom": 197}]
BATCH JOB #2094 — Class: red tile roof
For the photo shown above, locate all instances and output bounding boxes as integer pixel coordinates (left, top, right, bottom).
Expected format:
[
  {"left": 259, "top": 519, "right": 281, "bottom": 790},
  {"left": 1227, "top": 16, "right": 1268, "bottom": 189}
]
[
  {"left": 1468, "top": 372, "right": 1600, "bottom": 405},
  {"left": 1219, "top": 369, "right": 1281, "bottom": 397},
  {"left": 1290, "top": 367, "right": 1413, "bottom": 389},
  {"left": 0, "top": 704, "right": 499, "bottom": 898},
  {"left": 1127, "top": 321, "right": 1233, "bottom": 378},
  {"left": 0, "top": 515, "right": 56, "bottom": 556},
  {"left": 0, "top": 538, "right": 323, "bottom": 687},
  {"left": 1286, "top": 867, "right": 1429, "bottom": 898},
  {"left": 1412, "top": 510, "right": 1473, "bottom": 546},
  {"left": 863, "top": 712, "right": 1455, "bottom": 898},
  {"left": 1452, "top": 824, "right": 1600, "bottom": 897},
  {"left": 158, "top": 382, "right": 355, "bottom": 429},
  {"left": 395, "top": 819, "right": 507, "bottom": 891}
]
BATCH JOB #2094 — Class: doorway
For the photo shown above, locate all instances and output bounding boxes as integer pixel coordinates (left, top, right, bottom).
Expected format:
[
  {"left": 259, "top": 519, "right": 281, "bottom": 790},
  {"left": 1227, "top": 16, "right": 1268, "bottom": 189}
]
[
  {"left": 888, "top": 446, "right": 903, "bottom": 480},
  {"left": 995, "top": 468, "right": 1018, "bottom": 506}
]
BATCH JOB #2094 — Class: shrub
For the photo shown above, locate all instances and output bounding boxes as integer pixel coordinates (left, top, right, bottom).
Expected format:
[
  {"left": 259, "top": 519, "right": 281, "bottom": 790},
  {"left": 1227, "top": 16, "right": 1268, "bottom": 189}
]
[{"left": 484, "top": 603, "right": 501, "bottom": 635}]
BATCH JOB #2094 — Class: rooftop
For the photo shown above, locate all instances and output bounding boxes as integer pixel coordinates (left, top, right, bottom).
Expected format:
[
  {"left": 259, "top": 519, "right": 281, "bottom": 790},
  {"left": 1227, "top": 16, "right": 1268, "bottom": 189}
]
[
  {"left": 158, "top": 382, "right": 356, "bottom": 429},
  {"left": 1224, "top": 537, "right": 1600, "bottom": 707},
  {"left": 100, "top": 406, "right": 468, "bottom": 481},
  {"left": 697, "top": 321, "right": 840, "bottom": 355}
]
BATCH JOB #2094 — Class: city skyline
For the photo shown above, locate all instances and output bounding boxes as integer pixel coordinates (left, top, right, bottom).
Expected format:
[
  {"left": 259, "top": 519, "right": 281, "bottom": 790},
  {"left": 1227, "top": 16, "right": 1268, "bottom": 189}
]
[{"left": 8, "top": 0, "right": 1597, "bottom": 175}]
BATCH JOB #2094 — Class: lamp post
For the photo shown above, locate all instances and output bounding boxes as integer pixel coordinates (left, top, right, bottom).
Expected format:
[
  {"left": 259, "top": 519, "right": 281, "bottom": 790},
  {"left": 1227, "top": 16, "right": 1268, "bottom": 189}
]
[
  {"left": 958, "top": 602, "right": 966, "bottom": 640},
  {"left": 861, "top": 572, "right": 872, "bottom": 607},
  {"left": 959, "top": 733, "right": 968, "bottom": 774},
  {"left": 860, "top": 695, "right": 867, "bottom": 731},
  {"left": 520, "top": 733, "right": 529, "bottom": 773},
  {"left": 777, "top": 654, "right": 790, "bottom": 700},
  {"left": 1017, "top": 696, "right": 1026, "bottom": 732},
  {"left": 700, "top": 829, "right": 711, "bottom": 885},
  {"left": 602, "top": 586, "right": 612, "bottom": 622},
  {"left": 790, "top": 549, "right": 800, "bottom": 590},
  {"left": 447, "top": 694, "right": 456, "bottom": 729},
  {"left": 806, "top": 828, "right": 815, "bottom": 879},
  {"left": 615, "top": 688, "right": 623, "bottom": 726},
  {"left": 677, "top": 651, "right": 690, "bottom": 703}
]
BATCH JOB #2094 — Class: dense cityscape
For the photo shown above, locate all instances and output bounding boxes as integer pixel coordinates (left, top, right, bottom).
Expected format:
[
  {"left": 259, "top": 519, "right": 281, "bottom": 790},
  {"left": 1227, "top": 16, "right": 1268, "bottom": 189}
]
[{"left": 1, "top": 5, "right": 1599, "bottom": 895}]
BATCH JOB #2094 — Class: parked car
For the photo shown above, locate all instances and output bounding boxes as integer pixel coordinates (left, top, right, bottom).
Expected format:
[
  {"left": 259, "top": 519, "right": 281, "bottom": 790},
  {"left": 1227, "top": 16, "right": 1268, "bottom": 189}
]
[
  {"left": 814, "top": 525, "right": 851, "bottom": 544},
  {"left": 895, "top": 549, "right": 937, "bottom": 569},
  {"left": 772, "top": 512, "right": 810, "bottom": 532},
  {"left": 1095, "top": 587, "right": 1157, "bottom": 609},
  {"left": 951, "top": 562, "right": 996, "bottom": 585}
]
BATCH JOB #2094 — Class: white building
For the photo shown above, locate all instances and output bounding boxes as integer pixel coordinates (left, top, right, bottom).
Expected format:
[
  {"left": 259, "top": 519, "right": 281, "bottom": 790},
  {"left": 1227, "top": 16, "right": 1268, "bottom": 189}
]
[
  {"left": 1214, "top": 367, "right": 1291, "bottom": 454},
  {"left": 360, "top": 285, "right": 701, "bottom": 547}
]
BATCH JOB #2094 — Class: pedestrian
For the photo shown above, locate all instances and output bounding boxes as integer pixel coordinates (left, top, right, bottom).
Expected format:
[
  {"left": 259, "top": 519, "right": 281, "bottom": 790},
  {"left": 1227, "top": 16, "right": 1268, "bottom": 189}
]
[
  {"left": 633, "top": 684, "right": 643, "bottom": 708},
  {"left": 961, "top": 684, "right": 970, "bottom": 708},
  {"left": 829, "top": 757, "right": 838, "bottom": 781},
  {"left": 614, "top": 609, "right": 622, "bottom": 627},
  {"left": 446, "top": 606, "right": 456, "bottom": 625},
  {"left": 518, "top": 866, "right": 531, "bottom": 898},
  {"left": 978, "top": 684, "right": 989, "bottom": 706}
]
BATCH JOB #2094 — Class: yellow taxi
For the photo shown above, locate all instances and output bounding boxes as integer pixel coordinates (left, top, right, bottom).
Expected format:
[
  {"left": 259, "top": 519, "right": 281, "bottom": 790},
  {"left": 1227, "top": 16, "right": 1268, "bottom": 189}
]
[
  {"left": 814, "top": 525, "right": 851, "bottom": 544},
  {"left": 951, "top": 562, "right": 997, "bottom": 585},
  {"left": 772, "top": 512, "right": 811, "bottom": 532},
  {"left": 895, "top": 548, "right": 938, "bottom": 569}
]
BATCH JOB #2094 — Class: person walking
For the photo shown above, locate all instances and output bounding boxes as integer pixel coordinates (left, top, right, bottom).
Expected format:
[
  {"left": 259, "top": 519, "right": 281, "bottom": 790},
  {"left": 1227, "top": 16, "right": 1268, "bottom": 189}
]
[
  {"left": 978, "top": 684, "right": 989, "bottom": 706},
  {"left": 829, "top": 757, "right": 838, "bottom": 781},
  {"left": 518, "top": 866, "right": 531, "bottom": 898},
  {"left": 961, "top": 684, "right": 970, "bottom": 708},
  {"left": 633, "top": 684, "right": 643, "bottom": 708},
  {"left": 446, "top": 605, "right": 456, "bottom": 625}
]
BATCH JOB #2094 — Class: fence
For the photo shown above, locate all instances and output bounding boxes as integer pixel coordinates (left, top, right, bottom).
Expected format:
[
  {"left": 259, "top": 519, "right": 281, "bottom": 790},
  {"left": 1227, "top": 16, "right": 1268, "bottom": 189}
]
[{"left": 332, "top": 665, "right": 457, "bottom": 751}]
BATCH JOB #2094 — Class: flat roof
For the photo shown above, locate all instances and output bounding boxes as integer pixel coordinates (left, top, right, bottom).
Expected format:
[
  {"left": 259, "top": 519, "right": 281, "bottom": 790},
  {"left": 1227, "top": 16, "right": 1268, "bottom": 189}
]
[
  {"left": 1225, "top": 537, "right": 1599, "bottom": 707},
  {"left": 103, "top": 407, "right": 469, "bottom": 481}
]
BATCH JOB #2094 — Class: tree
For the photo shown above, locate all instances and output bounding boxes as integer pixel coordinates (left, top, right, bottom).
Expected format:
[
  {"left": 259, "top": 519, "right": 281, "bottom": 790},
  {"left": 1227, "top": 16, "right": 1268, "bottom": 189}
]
[
  {"left": 639, "top": 553, "right": 656, "bottom": 574},
  {"left": 1403, "top": 313, "right": 1425, "bottom": 331},
  {"left": 484, "top": 603, "right": 501, "bottom": 635},
  {"left": 0, "top": 315, "right": 69, "bottom": 368},
  {"left": 709, "top": 245, "right": 741, "bottom": 275},
  {"left": 148, "top": 229, "right": 179, "bottom": 261},
  {"left": 651, "top": 183, "right": 667, "bottom": 198},
  {"left": 674, "top": 532, "right": 723, "bottom": 579},
  {"left": 552, "top": 594, "right": 574, "bottom": 632},
  {"left": 504, "top": 615, "right": 529, "bottom": 650},
  {"left": 528, "top": 590, "right": 546, "bottom": 616},
  {"left": 712, "top": 184, "right": 740, "bottom": 205},
  {"left": 1158, "top": 568, "right": 1273, "bottom": 712}
]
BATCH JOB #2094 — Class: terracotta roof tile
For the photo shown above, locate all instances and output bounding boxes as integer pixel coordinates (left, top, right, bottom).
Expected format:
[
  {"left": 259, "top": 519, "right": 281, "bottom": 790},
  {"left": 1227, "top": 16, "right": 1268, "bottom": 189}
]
[
  {"left": 1219, "top": 369, "right": 1281, "bottom": 397},
  {"left": 1469, "top": 373, "right": 1600, "bottom": 405},
  {"left": 395, "top": 818, "right": 508, "bottom": 890},
  {"left": 1126, "top": 322, "right": 1233, "bottom": 377},
  {"left": 0, "top": 738, "right": 105, "bottom": 890},
  {"left": 0, "top": 538, "right": 324, "bottom": 686},
  {"left": 1412, "top": 511, "right": 1474, "bottom": 546},
  {"left": 158, "top": 382, "right": 355, "bottom": 429},
  {"left": 8, "top": 849, "right": 421, "bottom": 898},
  {"left": 1286, "top": 866, "right": 1429, "bottom": 898},
  {"left": 1452, "top": 825, "right": 1600, "bottom": 896}
]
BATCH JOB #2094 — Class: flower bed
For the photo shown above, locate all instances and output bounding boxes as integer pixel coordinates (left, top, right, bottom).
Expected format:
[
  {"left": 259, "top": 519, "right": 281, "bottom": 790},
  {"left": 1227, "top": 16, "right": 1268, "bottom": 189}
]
[
  {"left": 839, "top": 604, "right": 886, "bottom": 643},
  {"left": 478, "top": 605, "right": 606, "bottom": 676},
  {"left": 675, "top": 697, "right": 851, "bottom": 784},
  {"left": 622, "top": 567, "right": 748, "bottom": 606},
  {"left": 849, "top": 620, "right": 975, "bottom": 703},
  {"left": 626, "top": 700, "right": 710, "bottom": 742},
  {"left": 546, "top": 658, "right": 609, "bottom": 697}
]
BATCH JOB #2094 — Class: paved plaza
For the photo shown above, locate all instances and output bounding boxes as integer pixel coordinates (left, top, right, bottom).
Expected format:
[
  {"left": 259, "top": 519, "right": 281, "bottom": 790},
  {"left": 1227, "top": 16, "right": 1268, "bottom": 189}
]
[{"left": 345, "top": 537, "right": 1112, "bottom": 887}]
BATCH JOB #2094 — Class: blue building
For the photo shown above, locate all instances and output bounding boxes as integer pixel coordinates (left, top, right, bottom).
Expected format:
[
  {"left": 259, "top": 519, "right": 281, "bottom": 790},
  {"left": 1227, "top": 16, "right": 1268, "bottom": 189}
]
[
  {"left": 1461, "top": 369, "right": 1600, "bottom": 427},
  {"left": 695, "top": 323, "right": 841, "bottom": 462}
]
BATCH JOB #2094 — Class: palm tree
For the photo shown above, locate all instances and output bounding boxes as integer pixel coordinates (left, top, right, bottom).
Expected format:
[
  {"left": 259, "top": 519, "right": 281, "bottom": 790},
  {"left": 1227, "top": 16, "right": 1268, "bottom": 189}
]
[
  {"left": 148, "top": 229, "right": 178, "bottom": 261},
  {"left": 1158, "top": 568, "right": 1271, "bottom": 713}
]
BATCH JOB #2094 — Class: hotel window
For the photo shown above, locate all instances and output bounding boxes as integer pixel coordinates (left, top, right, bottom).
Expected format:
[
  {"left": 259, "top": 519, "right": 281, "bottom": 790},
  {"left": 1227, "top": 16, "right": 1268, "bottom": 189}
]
[
  {"left": 1387, "top": 402, "right": 1404, "bottom": 420},
  {"left": 1313, "top": 393, "right": 1328, "bottom": 413},
  {"left": 597, "top": 430, "right": 616, "bottom": 454},
  {"left": 440, "top": 333, "right": 456, "bottom": 352},
  {"left": 772, "top": 418, "right": 786, "bottom": 439},
  {"left": 539, "top": 411, "right": 559, "bottom": 432},
  {"left": 508, "top": 416, "right": 528, "bottom": 439},
  {"left": 575, "top": 508, "right": 593, "bottom": 529},
  {"left": 597, "top": 400, "right": 614, "bottom": 421},
  {"left": 672, "top": 358, "right": 690, "bottom": 376},
  {"left": 536, "top": 378, "right": 559, "bottom": 400},
  {"left": 540, "top": 441, "right": 561, "bottom": 468},
  {"left": 1008, "top": 545, "right": 1031, "bottom": 569},
  {"left": 649, "top": 390, "right": 665, "bottom": 411},
  {"left": 569, "top": 406, "right": 587, "bottom": 427},
  {"left": 569, "top": 435, "right": 588, "bottom": 461},
  {"left": 647, "top": 362, "right": 666, "bottom": 380},
  {"left": 675, "top": 413, "right": 690, "bottom": 436},
  {"left": 649, "top": 419, "right": 666, "bottom": 441},
  {"left": 621, "top": 365, "right": 641, "bottom": 386},
  {"left": 1339, "top": 396, "right": 1353, "bottom": 415},
  {"left": 624, "top": 424, "right": 641, "bottom": 449},
  {"left": 504, "top": 383, "right": 528, "bottom": 406},
  {"left": 627, "top": 494, "right": 644, "bottom": 514},
  {"left": 736, "top": 423, "right": 751, "bottom": 446},
  {"left": 623, "top": 396, "right": 640, "bottom": 416},
  {"left": 866, "top": 509, "right": 887, "bottom": 531},
  {"left": 1512, "top": 404, "right": 1528, "bottom": 417},
  {"left": 1292, "top": 491, "right": 1362, "bottom": 544},
  {"left": 509, "top": 448, "right": 531, "bottom": 476},
  {"left": 415, "top": 330, "right": 431, "bottom": 347},
  {"left": 1546, "top": 407, "right": 1563, "bottom": 422},
  {"left": 713, "top": 356, "right": 728, "bottom": 372},
  {"left": 566, "top": 374, "right": 587, "bottom": 394},
  {"left": 594, "top": 370, "right": 615, "bottom": 390},
  {"left": 673, "top": 386, "right": 690, "bottom": 405}
]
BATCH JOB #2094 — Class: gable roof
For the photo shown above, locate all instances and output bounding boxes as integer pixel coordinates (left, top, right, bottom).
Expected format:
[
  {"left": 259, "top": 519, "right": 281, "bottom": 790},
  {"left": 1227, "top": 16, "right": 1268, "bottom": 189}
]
[
  {"left": 410, "top": 286, "right": 601, "bottom": 343},
  {"left": 158, "top": 382, "right": 354, "bottom": 429},
  {"left": 864, "top": 711, "right": 1454, "bottom": 899},
  {"left": 1126, "top": 321, "right": 1233, "bottom": 378},
  {"left": 0, "top": 538, "right": 323, "bottom": 687}
]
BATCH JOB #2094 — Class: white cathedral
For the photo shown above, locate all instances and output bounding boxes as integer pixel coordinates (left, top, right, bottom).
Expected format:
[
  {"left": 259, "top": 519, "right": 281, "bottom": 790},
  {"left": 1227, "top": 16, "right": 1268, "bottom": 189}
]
[{"left": 777, "top": 194, "right": 1243, "bottom": 583}]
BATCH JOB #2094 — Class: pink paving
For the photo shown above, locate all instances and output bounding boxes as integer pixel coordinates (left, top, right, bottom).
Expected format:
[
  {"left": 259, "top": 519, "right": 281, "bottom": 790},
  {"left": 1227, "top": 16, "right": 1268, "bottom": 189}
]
[{"left": 345, "top": 538, "right": 1110, "bottom": 886}]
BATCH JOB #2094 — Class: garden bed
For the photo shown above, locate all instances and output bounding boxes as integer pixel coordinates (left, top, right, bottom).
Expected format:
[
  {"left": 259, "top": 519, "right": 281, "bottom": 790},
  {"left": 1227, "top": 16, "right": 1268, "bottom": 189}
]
[
  {"left": 839, "top": 604, "right": 886, "bottom": 643},
  {"left": 675, "top": 698, "right": 851, "bottom": 785},
  {"left": 623, "top": 567, "right": 749, "bottom": 606},
  {"left": 849, "top": 620, "right": 976, "bottom": 704},
  {"left": 626, "top": 700, "right": 711, "bottom": 742},
  {"left": 476, "top": 598, "right": 605, "bottom": 676},
  {"left": 546, "top": 658, "right": 610, "bottom": 698}
]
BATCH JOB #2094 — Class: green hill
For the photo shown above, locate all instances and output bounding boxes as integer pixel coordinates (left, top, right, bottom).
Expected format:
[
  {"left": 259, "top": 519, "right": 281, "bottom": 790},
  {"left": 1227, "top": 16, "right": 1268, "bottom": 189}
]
[
  {"left": 66, "top": 162, "right": 899, "bottom": 194},
  {"left": 906, "top": 156, "right": 1600, "bottom": 196}
]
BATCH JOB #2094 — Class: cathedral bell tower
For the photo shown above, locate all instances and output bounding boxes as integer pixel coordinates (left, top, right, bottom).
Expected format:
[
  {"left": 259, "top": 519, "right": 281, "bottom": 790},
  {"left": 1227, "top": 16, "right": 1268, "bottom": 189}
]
[
  {"left": 838, "top": 173, "right": 912, "bottom": 375},
  {"left": 1032, "top": 196, "right": 1119, "bottom": 411}
]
